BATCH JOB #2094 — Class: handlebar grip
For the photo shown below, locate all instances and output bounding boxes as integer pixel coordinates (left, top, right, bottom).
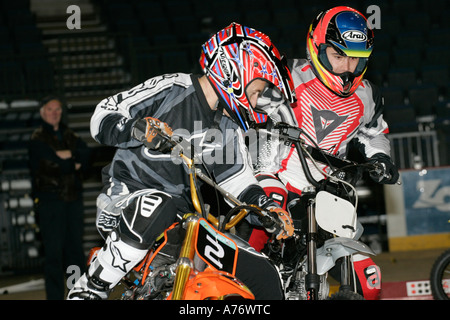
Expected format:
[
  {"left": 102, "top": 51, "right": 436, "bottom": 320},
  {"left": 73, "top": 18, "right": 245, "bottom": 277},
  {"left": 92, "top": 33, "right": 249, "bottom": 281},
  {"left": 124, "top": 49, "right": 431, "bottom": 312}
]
[
  {"left": 369, "top": 162, "right": 392, "bottom": 182},
  {"left": 132, "top": 118, "right": 176, "bottom": 153},
  {"left": 132, "top": 119, "right": 148, "bottom": 142},
  {"left": 259, "top": 210, "right": 283, "bottom": 232}
]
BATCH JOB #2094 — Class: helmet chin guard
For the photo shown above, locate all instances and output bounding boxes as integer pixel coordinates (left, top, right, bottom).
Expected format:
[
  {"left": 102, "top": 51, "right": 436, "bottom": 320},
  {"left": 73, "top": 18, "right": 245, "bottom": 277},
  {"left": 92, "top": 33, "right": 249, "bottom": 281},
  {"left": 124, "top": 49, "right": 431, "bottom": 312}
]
[{"left": 200, "top": 22, "right": 295, "bottom": 131}]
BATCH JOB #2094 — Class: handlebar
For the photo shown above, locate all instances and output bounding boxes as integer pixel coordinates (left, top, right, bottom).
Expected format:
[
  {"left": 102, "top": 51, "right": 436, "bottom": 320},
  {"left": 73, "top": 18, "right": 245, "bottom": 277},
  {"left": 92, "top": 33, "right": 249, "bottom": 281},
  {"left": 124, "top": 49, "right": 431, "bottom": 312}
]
[
  {"left": 194, "top": 165, "right": 283, "bottom": 233},
  {"left": 274, "top": 123, "right": 322, "bottom": 188},
  {"left": 133, "top": 117, "right": 284, "bottom": 233},
  {"left": 273, "top": 122, "right": 397, "bottom": 187}
]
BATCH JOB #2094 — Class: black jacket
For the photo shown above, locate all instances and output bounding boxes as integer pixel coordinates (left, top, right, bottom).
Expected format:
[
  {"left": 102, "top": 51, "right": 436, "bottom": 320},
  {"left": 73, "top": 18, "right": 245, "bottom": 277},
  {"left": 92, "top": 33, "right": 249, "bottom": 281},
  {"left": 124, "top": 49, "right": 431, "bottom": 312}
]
[
  {"left": 29, "top": 121, "right": 91, "bottom": 201},
  {"left": 90, "top": 73, "right": 276, "bottom": 215}
]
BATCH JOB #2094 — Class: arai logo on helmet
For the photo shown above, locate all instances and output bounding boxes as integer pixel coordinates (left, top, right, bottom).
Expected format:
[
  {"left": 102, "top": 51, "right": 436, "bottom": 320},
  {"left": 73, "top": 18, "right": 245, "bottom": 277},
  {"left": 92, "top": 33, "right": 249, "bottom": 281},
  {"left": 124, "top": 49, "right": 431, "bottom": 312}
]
[{"left": 342, "top": 30, "right": 367, "bottom": 42}]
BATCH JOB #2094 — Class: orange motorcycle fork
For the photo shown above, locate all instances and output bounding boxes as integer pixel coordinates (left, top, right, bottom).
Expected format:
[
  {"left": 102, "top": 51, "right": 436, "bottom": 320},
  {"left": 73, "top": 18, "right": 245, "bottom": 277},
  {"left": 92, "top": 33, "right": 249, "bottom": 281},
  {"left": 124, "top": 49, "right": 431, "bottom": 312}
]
[{"left": 169, "top": 216, "right": 254, "bottom": 300}]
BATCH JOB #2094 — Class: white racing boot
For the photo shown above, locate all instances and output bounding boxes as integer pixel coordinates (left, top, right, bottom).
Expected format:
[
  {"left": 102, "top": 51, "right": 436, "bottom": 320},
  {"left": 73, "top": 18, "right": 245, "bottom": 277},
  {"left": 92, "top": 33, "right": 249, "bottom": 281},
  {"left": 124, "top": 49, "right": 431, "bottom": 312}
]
[{"left": 67, "top": 230, "right": 148, "bottom": 300}]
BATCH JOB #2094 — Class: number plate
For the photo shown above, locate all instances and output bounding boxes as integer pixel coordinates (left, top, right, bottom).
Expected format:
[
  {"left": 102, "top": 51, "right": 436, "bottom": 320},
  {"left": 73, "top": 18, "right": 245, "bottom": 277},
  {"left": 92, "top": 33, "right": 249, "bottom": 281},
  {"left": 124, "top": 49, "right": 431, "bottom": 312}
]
[
  {"left": 195, "top": 218, "right": 238, "bottom": 275},
  {"left": 316, "top": 191, "right": 356, "bottom": 238}
]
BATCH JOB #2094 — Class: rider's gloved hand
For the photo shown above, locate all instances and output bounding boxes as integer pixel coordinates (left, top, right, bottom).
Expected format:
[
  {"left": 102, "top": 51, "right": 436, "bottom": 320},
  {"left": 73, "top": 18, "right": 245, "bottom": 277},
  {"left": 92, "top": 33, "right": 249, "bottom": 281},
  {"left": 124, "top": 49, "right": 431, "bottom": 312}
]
[
  {"left": 262, "top": 207, "right": 294, "bottom": 240},
  {"left": 132, "top": 117, "right": 174, "bottom": 153},
  {"left": 368, "top": 153, "right": 399, "bottom": 184}
]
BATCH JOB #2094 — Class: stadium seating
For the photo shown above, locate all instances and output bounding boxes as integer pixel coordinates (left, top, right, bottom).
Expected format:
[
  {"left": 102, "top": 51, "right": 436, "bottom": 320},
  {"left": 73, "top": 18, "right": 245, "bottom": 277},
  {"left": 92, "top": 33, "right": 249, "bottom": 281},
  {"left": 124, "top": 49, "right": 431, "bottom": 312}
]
[
  {"left": 1, "top": 0, "right": 450, "bottom": 275},
  {"left": 383, "top": 104, "right": 418, "bottom": 133}
]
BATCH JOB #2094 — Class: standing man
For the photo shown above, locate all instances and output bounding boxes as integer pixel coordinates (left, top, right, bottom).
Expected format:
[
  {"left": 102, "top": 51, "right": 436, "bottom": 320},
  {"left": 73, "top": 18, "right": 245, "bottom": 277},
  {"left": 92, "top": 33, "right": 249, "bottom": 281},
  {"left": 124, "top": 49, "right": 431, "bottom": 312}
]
[{"left": 29, "top": 96, "right": 91, "bottom": 300}]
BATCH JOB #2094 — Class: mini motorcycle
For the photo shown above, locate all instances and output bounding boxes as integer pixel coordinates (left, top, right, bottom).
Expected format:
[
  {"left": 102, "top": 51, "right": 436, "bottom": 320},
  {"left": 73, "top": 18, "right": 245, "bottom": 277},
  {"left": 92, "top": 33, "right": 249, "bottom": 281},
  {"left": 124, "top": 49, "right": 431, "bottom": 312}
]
[
  {"left": 430, "top": 248, "right": 450, "bottom": 300},
  {"left": 260, "top": 123, "right": 387, "bottom": 300},
  {"left": 88, "top": 120, "right": 282, "bottom": 300}
]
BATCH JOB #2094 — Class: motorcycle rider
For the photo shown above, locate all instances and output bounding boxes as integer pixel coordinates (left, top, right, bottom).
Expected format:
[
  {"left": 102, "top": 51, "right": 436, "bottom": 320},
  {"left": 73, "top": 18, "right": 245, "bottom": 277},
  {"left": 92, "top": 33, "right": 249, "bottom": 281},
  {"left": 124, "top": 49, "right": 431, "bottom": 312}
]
[
  {"left": 245, "top": 7, "right": 399, "bottom": 300},
  {"left": 67, "top": 23, "right": 295, "bottom": 300}
]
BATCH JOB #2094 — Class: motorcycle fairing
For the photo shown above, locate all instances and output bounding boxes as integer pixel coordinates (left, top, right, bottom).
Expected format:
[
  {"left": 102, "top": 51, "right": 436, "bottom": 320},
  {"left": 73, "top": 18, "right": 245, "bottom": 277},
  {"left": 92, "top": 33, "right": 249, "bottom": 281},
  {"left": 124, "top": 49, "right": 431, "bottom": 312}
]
[
  {"left": 182, "top": 269, "right": 255, "bottom": 300},
  {"left": 315, "top": 237, "right": 376, "bottom": 275},
  {"left": 139, "top": 222, "right": 182, "bottom": 284}
]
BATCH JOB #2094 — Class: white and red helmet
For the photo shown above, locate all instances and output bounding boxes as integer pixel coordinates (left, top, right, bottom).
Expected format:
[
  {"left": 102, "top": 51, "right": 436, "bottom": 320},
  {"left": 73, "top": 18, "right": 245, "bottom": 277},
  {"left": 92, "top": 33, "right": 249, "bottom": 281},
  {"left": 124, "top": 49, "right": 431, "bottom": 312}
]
[{"left": 200, "top": 22, "right": 295, "bottom": 131}]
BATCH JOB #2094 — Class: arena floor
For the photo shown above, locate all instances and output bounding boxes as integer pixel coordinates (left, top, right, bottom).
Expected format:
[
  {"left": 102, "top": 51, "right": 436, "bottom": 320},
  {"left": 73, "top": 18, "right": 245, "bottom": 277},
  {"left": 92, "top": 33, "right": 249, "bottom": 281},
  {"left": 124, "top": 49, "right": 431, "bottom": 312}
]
[{"left": 0, "top": 247, "right": 447, "bottom": 300}]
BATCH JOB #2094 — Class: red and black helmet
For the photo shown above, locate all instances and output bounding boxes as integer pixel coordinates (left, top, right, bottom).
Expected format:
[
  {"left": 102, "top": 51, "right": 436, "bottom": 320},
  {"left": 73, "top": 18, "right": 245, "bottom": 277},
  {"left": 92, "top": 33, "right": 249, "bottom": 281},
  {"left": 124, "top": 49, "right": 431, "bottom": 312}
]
[
  {"left": 306, "top": 6, "right": 374, "bottom": 97},
  {"left": 200, "top": 22, "right": 295, "bottom": 131}
]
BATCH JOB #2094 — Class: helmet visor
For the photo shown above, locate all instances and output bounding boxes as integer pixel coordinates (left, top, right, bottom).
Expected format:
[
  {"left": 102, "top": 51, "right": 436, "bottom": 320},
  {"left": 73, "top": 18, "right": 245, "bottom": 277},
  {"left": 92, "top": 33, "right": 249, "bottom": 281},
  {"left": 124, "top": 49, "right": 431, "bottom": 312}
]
[{"left": 318, "top": 44, "right": 368, "bottom": 77}]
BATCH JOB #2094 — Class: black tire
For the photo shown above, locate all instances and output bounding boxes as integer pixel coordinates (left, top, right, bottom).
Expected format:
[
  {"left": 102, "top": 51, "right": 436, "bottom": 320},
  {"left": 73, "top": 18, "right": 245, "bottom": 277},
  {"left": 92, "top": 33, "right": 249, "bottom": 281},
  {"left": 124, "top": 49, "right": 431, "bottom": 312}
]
[
  {"left": 328, "top": 290, "right": 365, "bottom": 300},
  {"left": 430, "top": 249, "right": 450, "bottom": 300}
]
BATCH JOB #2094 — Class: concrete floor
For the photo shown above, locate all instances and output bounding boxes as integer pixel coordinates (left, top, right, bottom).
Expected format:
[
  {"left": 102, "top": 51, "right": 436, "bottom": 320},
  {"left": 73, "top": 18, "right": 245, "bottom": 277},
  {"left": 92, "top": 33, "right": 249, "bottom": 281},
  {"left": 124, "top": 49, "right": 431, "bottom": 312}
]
[{"left": 0, "top": 247, "right": 447, "bottom": 300}]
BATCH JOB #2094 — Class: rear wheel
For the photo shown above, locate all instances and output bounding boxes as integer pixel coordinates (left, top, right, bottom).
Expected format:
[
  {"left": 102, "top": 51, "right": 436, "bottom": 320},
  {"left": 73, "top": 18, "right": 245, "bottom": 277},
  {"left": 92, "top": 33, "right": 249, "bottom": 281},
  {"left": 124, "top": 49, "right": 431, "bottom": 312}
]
[{"left": 430, "top": 249, "right": 450, "bottom": 300}]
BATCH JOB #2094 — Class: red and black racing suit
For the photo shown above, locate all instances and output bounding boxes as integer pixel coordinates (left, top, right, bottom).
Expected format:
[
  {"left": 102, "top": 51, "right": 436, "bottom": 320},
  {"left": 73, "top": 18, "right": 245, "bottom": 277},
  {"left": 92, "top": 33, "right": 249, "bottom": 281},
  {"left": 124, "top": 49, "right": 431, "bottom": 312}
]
[{"left": 250, "top": 59, "right": 387, "bottom": 299}]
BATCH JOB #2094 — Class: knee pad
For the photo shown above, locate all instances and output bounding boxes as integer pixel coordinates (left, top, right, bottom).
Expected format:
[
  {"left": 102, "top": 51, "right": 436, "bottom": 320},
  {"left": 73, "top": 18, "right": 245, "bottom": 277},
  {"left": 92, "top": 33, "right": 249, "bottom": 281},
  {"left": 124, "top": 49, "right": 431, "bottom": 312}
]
[
  {"left": 353, "top": 254, "right": 381, "bottom": 300},
  {"left": 68, "top": 230, "right": 148, "bottom": 300},
  {"left": 256, "top": 174, "right": 288, "bottom": 209},
  {"left": 91, "top": 230, "right": 148, "bottom": 286},
  {"left": 119, "top": 190, "right": 178, "bottom": 246}
]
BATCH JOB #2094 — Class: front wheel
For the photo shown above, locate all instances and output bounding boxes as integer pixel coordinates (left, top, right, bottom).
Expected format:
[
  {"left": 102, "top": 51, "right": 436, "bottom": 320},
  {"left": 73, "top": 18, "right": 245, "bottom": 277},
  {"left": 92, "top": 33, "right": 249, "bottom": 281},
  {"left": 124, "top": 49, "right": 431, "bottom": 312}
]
[
  {"left": 328, "top": 290, "right": 364, "bottom": 300},
  {"left": 430, "top": 249, "right": 450, "bottom": 300}
]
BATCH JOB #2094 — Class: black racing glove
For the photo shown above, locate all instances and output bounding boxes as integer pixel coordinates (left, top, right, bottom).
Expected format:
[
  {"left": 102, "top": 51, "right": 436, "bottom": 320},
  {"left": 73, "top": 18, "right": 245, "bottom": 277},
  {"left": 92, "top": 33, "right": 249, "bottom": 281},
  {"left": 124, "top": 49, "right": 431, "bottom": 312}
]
[{"left": 368, "top": 153, "right": 399, "bottom": 184}]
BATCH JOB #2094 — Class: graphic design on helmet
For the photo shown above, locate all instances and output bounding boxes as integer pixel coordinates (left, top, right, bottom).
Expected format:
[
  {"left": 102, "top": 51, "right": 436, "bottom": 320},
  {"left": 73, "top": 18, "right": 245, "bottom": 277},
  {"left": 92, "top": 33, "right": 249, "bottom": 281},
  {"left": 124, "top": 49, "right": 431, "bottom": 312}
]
[
  {"left": 200, "top": 22, "right": 295, "bottom": 131},
  {"left": 306, "top": 6, "right": 374, "bottom": 97}
]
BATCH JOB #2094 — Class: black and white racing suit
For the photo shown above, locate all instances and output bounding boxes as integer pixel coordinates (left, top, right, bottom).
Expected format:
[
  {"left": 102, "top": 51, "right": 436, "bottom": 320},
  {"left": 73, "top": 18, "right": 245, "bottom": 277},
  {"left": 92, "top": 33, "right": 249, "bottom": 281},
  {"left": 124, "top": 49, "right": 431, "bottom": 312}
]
[{"left": 68, "top": 73, "right": 283, "bottom": 300}]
